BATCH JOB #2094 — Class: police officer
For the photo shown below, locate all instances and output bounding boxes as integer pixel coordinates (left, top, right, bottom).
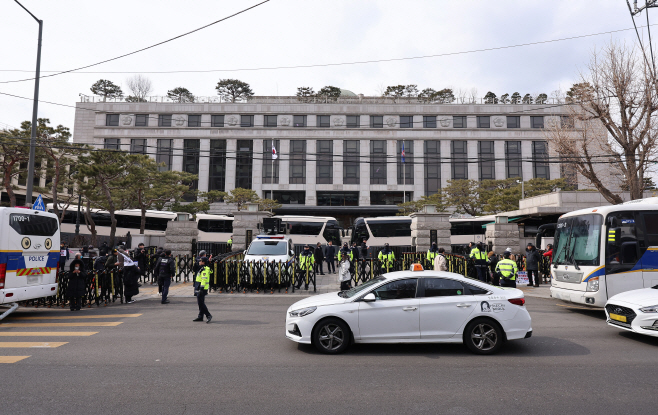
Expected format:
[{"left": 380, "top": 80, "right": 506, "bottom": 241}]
[
  {"left": 470, "top": 242, "right": 488, "bottom": 282},
  {"left": 337, "top": 242, "right": 352, "bottom": 262},
  {"left": 193, "top": 257, "right": 212, "bottom": 323},
  {"left": 350, "top": 242, "right": 360, "bottom": 261},
  {"left": 299, "top": 244, "right": 315, "bottom": 272},
  {"left": 378, "top": 243, "right": 395, "bottom": 272},
  {"left": 227, "top": 236, "right": 233, "bottom": 252},
  {"left": 427, "top": 242, "right": 439, "bottom": 267},
  {"left": 154, "top": 249, "right": 175, "bottom": 304},
  {"left": 495, "top": 251, "right": 518, "bottom": 288}
]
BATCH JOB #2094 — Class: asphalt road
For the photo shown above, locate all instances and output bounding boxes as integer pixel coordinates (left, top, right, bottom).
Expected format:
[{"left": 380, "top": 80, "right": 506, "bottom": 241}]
[{"left": 1, "top": 295, "right": 656, "bottom": 415}]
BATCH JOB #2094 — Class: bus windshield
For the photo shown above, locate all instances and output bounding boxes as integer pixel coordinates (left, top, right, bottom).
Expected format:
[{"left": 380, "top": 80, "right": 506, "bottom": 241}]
[
  {"left": 10, "top": 213, "right": 58, "bottom": 236},
  {"left": 554, "top": 214, "right": 602, "bottom": 266}
]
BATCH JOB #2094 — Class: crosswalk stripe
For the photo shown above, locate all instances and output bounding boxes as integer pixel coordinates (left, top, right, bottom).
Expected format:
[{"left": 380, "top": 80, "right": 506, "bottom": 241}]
[
  {"left": 0, "top": 356, "right": 30, "bottom": 363},
  {"left": 8, "top": 314, "right": 142, "bottom": 320},
  {"left": 0, "top": 322, "right": 122, "bottom": 328},
  {"left": 0, "top": 342, "right": 68, "bottom": 348},
  {"left": 0, "top": 332, "right": 98, "bottom": 337}
]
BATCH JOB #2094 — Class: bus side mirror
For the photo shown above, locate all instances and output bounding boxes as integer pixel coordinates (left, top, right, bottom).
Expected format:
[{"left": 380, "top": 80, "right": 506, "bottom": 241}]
[
  {"left": 341, "top": 229, "right": 345, "bottom": 237},
  {"left": 290, "top": 250, "right": 294, "bottom": 256}
]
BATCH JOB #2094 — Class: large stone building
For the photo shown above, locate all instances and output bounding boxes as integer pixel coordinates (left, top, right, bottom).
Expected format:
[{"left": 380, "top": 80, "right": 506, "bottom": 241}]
[{"left": 72, "top": 91, "right": 587, "bottom": 226}]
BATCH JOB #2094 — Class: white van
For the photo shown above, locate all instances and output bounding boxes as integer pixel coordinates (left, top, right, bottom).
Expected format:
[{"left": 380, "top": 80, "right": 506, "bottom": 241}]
[{"left": 244, "top": 235, "right": 295, "bottom": 264}]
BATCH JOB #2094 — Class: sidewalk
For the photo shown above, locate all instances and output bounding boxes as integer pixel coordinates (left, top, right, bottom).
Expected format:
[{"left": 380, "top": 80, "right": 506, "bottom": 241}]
[{"left": 517, "top": 284, "right": 552, "bottom": 299}]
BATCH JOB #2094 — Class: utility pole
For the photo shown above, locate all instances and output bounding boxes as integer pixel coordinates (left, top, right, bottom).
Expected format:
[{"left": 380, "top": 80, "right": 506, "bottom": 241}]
[{"left": 15, "top": 0, "right": 43, "bottom": 207}]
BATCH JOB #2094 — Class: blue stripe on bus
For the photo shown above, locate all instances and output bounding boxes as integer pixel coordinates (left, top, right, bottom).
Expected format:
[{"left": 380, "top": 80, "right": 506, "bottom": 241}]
[
  {"left": 582, "top": 266, "right": 605, "bottom": 282},
  {"left": 0, "top": 252, "right": 60, "bottom": 270},
  {"left": 582, "top": 246, "right": 658, "bottom": 282}
]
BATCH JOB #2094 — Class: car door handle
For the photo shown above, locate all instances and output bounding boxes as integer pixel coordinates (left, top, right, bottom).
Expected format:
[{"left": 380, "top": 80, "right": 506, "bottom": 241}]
[
  {"left": 402, "top": 306, "right": 418, "bottom": 311},
  {"left": 456, "top": 303, "right": 472, "bottom": 308}
]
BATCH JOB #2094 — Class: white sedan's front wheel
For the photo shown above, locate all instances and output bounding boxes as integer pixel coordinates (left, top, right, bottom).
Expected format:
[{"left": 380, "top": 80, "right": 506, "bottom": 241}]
[
  {"left": 312, "top": 318, "right": 350, "bottom": 354},
  {"left": 463, "top": 318, "right": 504, "bottom": 355}
]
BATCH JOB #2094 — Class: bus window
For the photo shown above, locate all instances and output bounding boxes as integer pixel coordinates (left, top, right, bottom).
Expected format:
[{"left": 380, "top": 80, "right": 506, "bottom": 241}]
[
  {"left": 605, "top": 212, "right": 640, "bottom": 274},
  {"left": 322, "top": 221, "right": 341, "bottom": 245},
  {"left": 352, "top": 219, "right": 369, "bottom": 244},
  {"left": 368, "top": 219, "right": 412, "bottom": 238},
  {"left": 554, "top": 214, "right": 601, "bottom": 267},
  {"left": 10, "top": 213, "right": 58, "bottom": 236},
  {"left": 288, "top": 221, "right": 324, "bottom": 236},
  {"left": 642, "top": 213, "right": 658, "bottom": 248},
  {"left": 198, "top": 219, "right": 232, "bottom": 233}
]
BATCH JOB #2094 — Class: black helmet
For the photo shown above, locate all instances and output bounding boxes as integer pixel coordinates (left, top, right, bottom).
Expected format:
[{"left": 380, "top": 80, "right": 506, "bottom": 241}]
[
  {"left": 200, "top": 256, "right": 209, "bottom": 264},
  {"left": 503, "top": 251, "right": 511, "bottom": 258},
  {"left": 384, "top": 243, "right": 390, "bottom": 247}
]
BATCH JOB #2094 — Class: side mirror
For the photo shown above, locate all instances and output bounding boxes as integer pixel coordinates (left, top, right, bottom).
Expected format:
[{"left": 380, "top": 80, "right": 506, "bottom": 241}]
[
  {"left": 243, "top": 250, "right": 247, "bottom": 255},
  {"left": 290, "top": 250, "right": 295, "bottom": 256},
  {"left": 361, "top": 293, "right": 376, "bottom": 302}
]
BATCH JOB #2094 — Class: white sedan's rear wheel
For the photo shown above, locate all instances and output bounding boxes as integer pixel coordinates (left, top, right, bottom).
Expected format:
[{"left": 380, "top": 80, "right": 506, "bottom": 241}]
[
  {"left": 312, "top": 318, "right": 350, "bottom": 354},
  {"left": 464, "top": 318, "right": 504, "bottom": 355}
]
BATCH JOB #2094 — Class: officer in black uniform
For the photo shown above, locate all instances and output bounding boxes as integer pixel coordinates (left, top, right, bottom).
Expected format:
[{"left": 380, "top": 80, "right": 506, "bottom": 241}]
[{"left": 154, "top": 249, "right": 176, "bottom": 304}]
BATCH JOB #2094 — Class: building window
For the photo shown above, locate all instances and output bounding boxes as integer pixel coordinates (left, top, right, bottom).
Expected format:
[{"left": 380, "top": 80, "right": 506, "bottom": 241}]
[
  {"left": 271, "top": 191, "right": 305, "bottom": 205},
  {"left": 317, "top": 115, "right": 330, "bottom": 128},
  {"left": 561, "top": 116, "right": 574, "bottom": 128},
  {"left": 156, "top": 139, "right": 173, "bottom": 171},
  {"left": 293, "top": 115, "right": 307, "bottom": 127},
  {"left": 317, "top": 140, "right": 333, "bottom": 184},
  {"left": 262, "top": 139, "right": 279, "bottom": 185},
  {"left": 106, "top": 114, "right": 119, "bottom": 126},
  {"left": 400, "top": 116, "right": 413, "bottom": 128},
  {"left": 158, "top": 114, "right": 172, "bottom": 127},
  {"left": 370, "top": 140, "right": 387, "bottom": 184},
  {"left": 423, "top": 116, "right": 437, "bottom": 128},
  {"left": 209, "top": 140, "right": 227, "bottom": 192},
  {"left": 370, "top": 115, "right": 383, "bottom": 128},
  {"left": 346, "top": 115, "right": 360, "bottom": 128},
  {"left": 187, "top": 115, "right": 201, "bottom": 127},
  {"left": 453, "top": 116, "right": 466, "bottom": 128},
  {"left": 290, "top": 140, "right": 306, "bottom": 184},
  {"left": 317, "top": 192, "right": 359, "bottom": 206},
  {"left": 477, "top": 116, "right": 490, "bottom": 128},
  {"left": 424, "top": 141, "right": 441, "bottom": 196},
  {"left": 505, "top": 141, "right": 522, "bottom": 179},
  {"left": 211, "top": 115, "right": 224, "bottom": 127},
  {"left": 343, "top": 140, "right": 360, "bottom": 185},
  {"left": 507, "top": 116, "right": 520, "bottom": 128},
  {"left": 241, "top": 115, "right": 254, "bottom": 127},
  {"left": 183, "top": 139, "right": 200, "bottom": 200},
  {"left": 397, "top": 141, "right": 413, "bottom": 185},
  {"left": 104, "top": 138, "right": 120, "bottom": 150},
  {"left": 130, "top": 139, "right": 146, "bottom": 154},
  {"left": 533, "top": 141, "right": 550, "bottom": 179},
  {"left": 370, "top": 192, "right": 406, "bottom": 205},
  {"left": 135, "top": 114, "right": 148, "bottom": 127},
  {"left": 478, "top": 141, "right": 495, "bottom": 180},
  {"left": 531, "top": 116, "right": 544, "bottom": 129},
  {"left": 451, "top": 140, "right": 468, "bottom": 180},
  {"left": 235, "top": 140, "right": 253, "bottom": 188},
  {"left": 264, "top": 115, "right": 278, "bottom": 127}
]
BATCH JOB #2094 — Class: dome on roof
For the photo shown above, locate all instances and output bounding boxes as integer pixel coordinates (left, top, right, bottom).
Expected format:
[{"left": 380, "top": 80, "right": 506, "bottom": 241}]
[{"left": 340, "top": 89, "right": 358, "bottom": 97}]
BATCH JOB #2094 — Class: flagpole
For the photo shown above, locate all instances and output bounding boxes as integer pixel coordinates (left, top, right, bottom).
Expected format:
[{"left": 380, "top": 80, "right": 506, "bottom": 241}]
[
  {"left": 271, "top": 140, "right": 274, "bottom": 201},
  {"left": 402, "top": 140, "right": 406, "bottom": 203}
]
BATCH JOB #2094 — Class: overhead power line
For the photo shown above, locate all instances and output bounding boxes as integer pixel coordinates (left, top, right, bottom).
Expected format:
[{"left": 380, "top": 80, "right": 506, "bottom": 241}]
[{"left": 0, "top": 0, "right": 271, "bottom": 85}]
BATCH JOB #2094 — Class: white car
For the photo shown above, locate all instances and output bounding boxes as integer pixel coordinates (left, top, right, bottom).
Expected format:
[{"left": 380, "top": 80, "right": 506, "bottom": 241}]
[
  {"left": 285, "top": 267, "right": 533, "bottom": 355},
  {"left": 244, "top": 235, "right": 295, "bottom": 263},
  {"left": 605, "top": 286, "right": 658, "bottom": 337}
]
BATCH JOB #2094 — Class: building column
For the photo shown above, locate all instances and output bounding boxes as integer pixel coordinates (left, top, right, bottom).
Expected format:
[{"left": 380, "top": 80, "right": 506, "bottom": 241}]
[
  {"left": 467, "top": 140, "right": 478, "bottom": 180},
  {"left": 549, "top": 143, "right": 560, "bottom": 181},
  {"left": 440, "top": 140, "right": 451, "bottom": 188},
  {"left": 413, "top": 139, "right": 423, "bottom": 200},
  {"left": 252, "top": 139, "right": 264, "bottom": 196},
  {"left": 306, "top": 139, "right": 316, "bottom": 205},
  {"left": 521, "top": 140, "right": 533, "bottom": 181},
  {"left": 387, "top": 139, "right": 397, "bottom": 186},
  {"left": 494, "top": 140, "right": 506, "bottom": 180},
  {"left": 333, "top": 139, "right": 342, "bottom": 185},
  {"left": 225, "top": 139, "right": 237, "bottom": 192},
  {"left": 198, "top": 139, "right": 210, "bottom": 193},
  {"left": 279, "top": 139, "right": 290, "bottom": 185},
  {"left": 171, "top": 139, "right": 184, "bottom": 172},
  {"left": 146, "top": 138, "right": 157, "bottom": 161},
  {"left": 360, "top": 139, "right": 370, "bottom": 205}
]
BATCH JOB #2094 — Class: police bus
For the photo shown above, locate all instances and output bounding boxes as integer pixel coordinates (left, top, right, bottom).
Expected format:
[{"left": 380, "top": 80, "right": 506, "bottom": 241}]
[
  {"left": 550, "top": 197, "right": 658, "bottom": 307},
  {"left": 0, "top": 208, "right": 60, "bottom": 312}
]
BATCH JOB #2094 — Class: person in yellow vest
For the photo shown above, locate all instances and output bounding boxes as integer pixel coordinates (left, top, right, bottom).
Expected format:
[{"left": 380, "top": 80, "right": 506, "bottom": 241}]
[
  {"left": 337, "top": 242, "right": 352, "bottom": 261},
  {"left": 469, "top": 242, "right": 488, "bottom": 282},
  {"left": 495, "top": 251, "right": 518, "bottom": 288},
  {"left": 227, "top": 236, "right": 233, "bottom": 252},
  {"left": 299, "top": 245, "right": 315, "bottom": 271},
  {"left": 193, "top": 257, "right": 212, "bottom": 323},
  {"left": 427, "top": 242, "right": 439, "bottom": 267},
  {"left": 378, "top": 243, "right": 395, "bottom": 271}
]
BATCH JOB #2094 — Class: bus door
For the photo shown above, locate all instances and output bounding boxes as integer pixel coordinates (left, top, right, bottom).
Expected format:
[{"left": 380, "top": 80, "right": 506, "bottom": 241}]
[
  {"left": 605, "top": 212, "right": 644, "bottom": 297},
  {"left": 639, "top": 211, "right": 658, "bottom": 288}
]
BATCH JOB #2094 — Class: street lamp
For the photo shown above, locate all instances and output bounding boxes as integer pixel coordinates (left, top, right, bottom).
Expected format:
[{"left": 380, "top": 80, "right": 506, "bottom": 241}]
[
  {"left": 516, "top": 179, "right": 525, "bottom": 199},
  {"left": 15, "top": 0, "right": 43, "bottom": 208}
]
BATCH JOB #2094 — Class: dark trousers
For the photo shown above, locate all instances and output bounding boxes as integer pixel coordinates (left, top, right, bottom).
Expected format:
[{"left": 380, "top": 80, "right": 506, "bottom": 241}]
[
  {"left": 59, "top": 259, "right": 66, "bottom": 271},
  {"left": 326, "top": 259, "right": 335, "bottom": 273},
  {"left": 475, "top": 266, "right": 487, "bottom": 282},
  {"left": 123, "top": 266, "right": 139, "bottom": 301},
  {"left": 340, "top": 280, "right": 351, "bottom": 291},
  {"left": 69, "top": 297, "right": 81, "bottom": 311},
  {"left": 527, "top": 269, "right": 539, "bottom": 286},
  {"left": 490, "top": 270, "right": 500, "bottom": 286},
  {"left": 160, "top": 277, "right": 171, "bottom": 302},
  {"left": 314, "top": 262, "right": 324, "bottom": 274},
  {"left": 197, "top": 289, "right": 211, "bottom": 318},
  {"left": 500, "top": 278, "right": 517, "bottom": 288}
]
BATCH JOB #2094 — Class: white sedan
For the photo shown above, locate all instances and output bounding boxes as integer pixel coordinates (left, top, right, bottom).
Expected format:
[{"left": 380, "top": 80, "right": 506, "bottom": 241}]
[
  {"left": 285, "top": 267, "right": 533, "bottom": 354},
  {"left": 605, "top": 286, "right": 658, "bottom": 337}
]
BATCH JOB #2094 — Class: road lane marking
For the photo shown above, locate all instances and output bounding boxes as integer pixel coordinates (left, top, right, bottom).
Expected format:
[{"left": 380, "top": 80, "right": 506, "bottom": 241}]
[
  {"left": 0, "top": 332, "right": 98, "bottom": 337},
  {"left": 8, "top": 314, "right": 142, "bottom": 320},
  {"left": 0, "top": 322, "right": 122, "bottom": 328},
  {"left": 0, "top": 356, "right": 30, "bottom": 363},
  {"left": 0, "top": 342, "right": 68, "bottom": 348}
]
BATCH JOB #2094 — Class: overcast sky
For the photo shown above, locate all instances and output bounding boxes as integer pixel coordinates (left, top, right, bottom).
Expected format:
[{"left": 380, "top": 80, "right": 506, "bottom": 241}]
[{"left": 0, "top": 0, "right": 652, "bottom": 133}]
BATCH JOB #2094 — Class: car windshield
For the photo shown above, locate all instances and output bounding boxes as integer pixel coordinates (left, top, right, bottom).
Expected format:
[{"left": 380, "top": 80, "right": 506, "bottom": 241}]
[
  {"left": 341, "top": 276, "right": 386, "bottom": 298},
  {"left": 553, "top": 214, "right": 602, "bottom": 266},
  {"left": 246, "top": 241, "right": 287, "bottom": 256}
]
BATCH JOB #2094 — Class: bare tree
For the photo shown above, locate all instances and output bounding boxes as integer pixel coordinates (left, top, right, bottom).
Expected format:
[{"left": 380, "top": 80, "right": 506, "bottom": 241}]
[
  {"left": 545, "top": 42, "right": 658, "bottom": 203},
  {"left": 468, "top": 88, "right": 478, "bottom": 104},
  {"left": 126, "top": 75, "right": 153, "bottom": 102}
]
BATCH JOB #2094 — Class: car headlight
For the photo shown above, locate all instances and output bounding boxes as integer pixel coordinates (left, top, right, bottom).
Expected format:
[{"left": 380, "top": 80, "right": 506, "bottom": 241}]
[
  {"left": 639, "top": 305, "right": 658, "bottom": 313},
  {"left": 586, "top": 277, "right": 599, "bottom": 292},
  {"left": 289, "top": 306, "right": 317, "bottom": 317}
]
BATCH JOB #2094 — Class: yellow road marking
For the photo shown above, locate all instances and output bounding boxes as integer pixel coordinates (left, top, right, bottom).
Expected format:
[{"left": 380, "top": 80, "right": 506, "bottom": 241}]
[
  {"left": 0, "top": 356, "right": 30, "bottom": 363},
  {"left": 0, "top": 332, "right": 98, "bottom": 337},
  {"left": 0, "top": 342, "right": 68, "bottom": 348},
  {"left": 0, "top": 322, "right": 122, "bottom": 328},
  {"left": 9, "top": 314, "right": 142, "bottom": 320},
  {"left": 555, "top": 303, "right": 600, "bottom": 311}
]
